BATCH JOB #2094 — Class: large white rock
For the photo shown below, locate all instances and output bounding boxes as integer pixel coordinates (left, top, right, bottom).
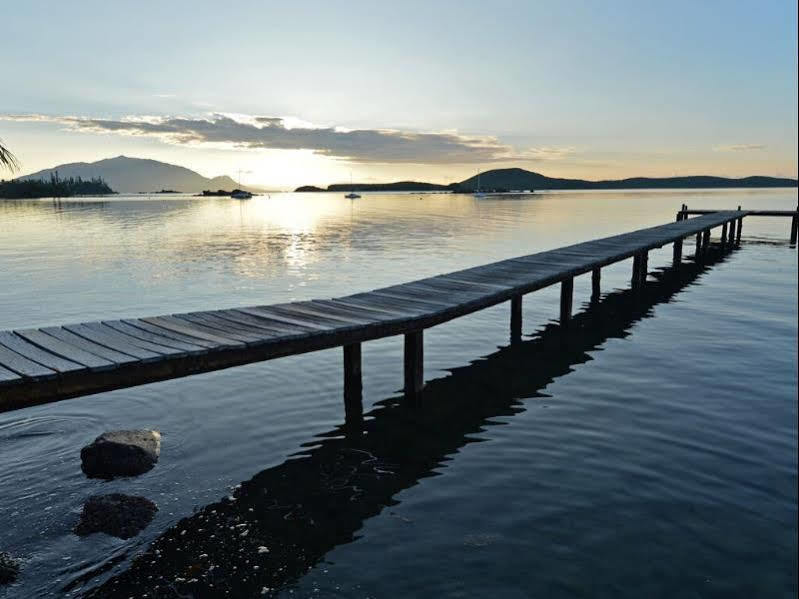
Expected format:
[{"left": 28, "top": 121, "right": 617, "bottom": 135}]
[{"left": 80, "top": 429, "right": 161, "bottom": 478}]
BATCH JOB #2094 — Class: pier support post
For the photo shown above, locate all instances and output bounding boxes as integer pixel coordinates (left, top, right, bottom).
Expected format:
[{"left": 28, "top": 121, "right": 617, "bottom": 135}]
[
  {"left": 404, "top": 330, "right": 424, "bottom": 399},
  {"left": 736, "top": 218, "right": 742, "bottom": 245},
  {"left": 695, "top": 232, "right": 702, "bottom": 258},
  {"left": 721, "top": 223, "right": 728, "bottom": 248},
  {"left": 640, "top": 251, "right": 648, "bottom": 285},
  {"left": 632, "top": 251, "right": 648, "bottom": 289},
  {"left": 702, "top": 229, "right": 710, "bottom": 255},
  {"left": 343, "top": 343, "right": 363, "bottom": 425},
  {"left": 791, "top": 215, "right": 798, "bottom": 245},
  {"left": 632, "top": 254, "right": 642, "bottom": 288},
  {"left": 591, "top": 267, "right": 601, "bottom": 302},
  {"left": 510, "top": 295, "right": 522, "bottom": 343},
  {"left": 672, "top": 238, "right": 683, "bottom": 266},
  {"left": 560, "top": 277, "right": 573, "bottom": 324}
]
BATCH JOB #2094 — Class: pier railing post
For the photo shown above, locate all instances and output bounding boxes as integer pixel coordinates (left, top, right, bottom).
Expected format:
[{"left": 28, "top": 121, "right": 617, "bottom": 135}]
[
  {"left": 560, "top": 277, "right": 573, "bottom": 324},
  {"left": 510, "top": 295, "right": 522, "bottom": 343},
  {"left": 672, "top": 238, "right": 683, "bottom": 266},
  {"left": 343, "top": 343, "right": 363, "bottom": 425},
  {"left": 591, "top": 267, "right": 601, "bottom": 302},
  {"left": 404, "top": 330, "right": 424, "bottom": 399}
]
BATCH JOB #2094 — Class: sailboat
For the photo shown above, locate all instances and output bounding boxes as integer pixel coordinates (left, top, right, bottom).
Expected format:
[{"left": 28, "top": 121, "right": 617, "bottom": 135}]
[
  {"left": 231, "top": 170, "right": 253, "bottom": 199},
  {"left": 344, "top": 172, "right": 361, "bottom": 199},
  {"left": 473, "top": 170, "right": 487, "bottom": 197}
]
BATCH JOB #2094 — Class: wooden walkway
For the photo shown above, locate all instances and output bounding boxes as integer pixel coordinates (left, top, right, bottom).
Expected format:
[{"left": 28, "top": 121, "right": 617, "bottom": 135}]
[{"left": 0, "top": 210, "right": 755, "bottom": 413}]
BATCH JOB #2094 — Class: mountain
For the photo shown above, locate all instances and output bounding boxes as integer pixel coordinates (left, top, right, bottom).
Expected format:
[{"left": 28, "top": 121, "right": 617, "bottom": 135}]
[
  {"left": 455, "top": 168, "right": 798, "bottom": 191},
  {"left": 19, "top": 156, "right": 257, "bottom": 194},
  {"left": 296, "top": 168, "right": 797, "bottom": 192}
]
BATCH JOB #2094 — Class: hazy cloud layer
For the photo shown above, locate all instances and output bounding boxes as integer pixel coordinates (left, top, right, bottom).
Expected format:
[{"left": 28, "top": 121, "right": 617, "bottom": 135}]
[
  {"left": 715, "top": 143, "right": 766, "bottom": 152},
  {"left": 1, "top": 113, "right": 574, "bottom": 165}
]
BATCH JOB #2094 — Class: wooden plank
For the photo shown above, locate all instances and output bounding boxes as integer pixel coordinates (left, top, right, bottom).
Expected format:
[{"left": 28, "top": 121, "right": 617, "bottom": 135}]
[
  {"left": 237, "top": 306, "right": 335, "bottom": 331},
  {"left": 0, "top": 331, "right": 86, "bottom": 373},
  {"left": 169, "top": 314, "right": 263, "bottom": 345},
  {"left": 208, "top": 310, "right": 305, "bottom": 336},
  {"left": 125, "top": 319, "right": 227, "bottom": 350},
  {"left": 0, "top": 364, "right": 22, "bottom": 384},
  {"left": 344, "top": 293, "right": 433, "bottom": 315},
  {"left": 78, "top": 322, "right": 185, "bottom": 357},
  {"left": 267, "top": 303, "right": 376, "bottom": 326},
  {"left": 14, "top": 329, "right": 114, "bottom": 371},
  {"left": 103, "top": 320, "right": 208, "bottom": 354},
  {"left": 142, "top": 316, "right": 247, "bottom": 348},
  {"left": 176, "top": 313, "right": 271, "bottom": 343},
  {"left": 0, "top": 344, "right": 57, "bottom": 379},
  {"left": 323, "top": 298, "right": 412, "bottom": 318},
  {"left": 41, "top": 327, "right": 141, "bottom": 365},
  {"left": 369, "top": 290, "right": 454, "bottom": 310},
  {"left": 310, "top": 299, "right": 402, "bottom": 322},
  {"left": 226, "top": 308, "right": 319, "bottom": 333}
]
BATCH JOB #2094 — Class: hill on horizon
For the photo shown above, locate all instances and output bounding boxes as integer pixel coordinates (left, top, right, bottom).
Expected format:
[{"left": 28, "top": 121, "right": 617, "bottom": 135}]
[
  {"left": 18, "top": 156, "right": 260, "bottom": 194},
  {"left": 297, "top": 167, "right": 797, "bottom": 192},
  {"left": 455, "top": 168, "right": 798, "bottom": 191}
]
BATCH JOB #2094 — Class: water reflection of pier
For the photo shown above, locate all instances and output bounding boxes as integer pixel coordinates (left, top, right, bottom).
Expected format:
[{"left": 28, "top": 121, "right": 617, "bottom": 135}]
[{"left": 76, "top": 247, "right": 736, "bottom": 597}]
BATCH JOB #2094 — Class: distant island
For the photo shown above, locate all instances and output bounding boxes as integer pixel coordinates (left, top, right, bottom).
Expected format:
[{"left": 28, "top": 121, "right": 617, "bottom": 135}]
[
  {"left": 17, "top": 156, "right": 261, "bottom": 194},
  {"left": 198, "top": 189, "right": 254, "bottom": 197},
  {"left": 296, "top": 168, "right": 798, "bottom": 192},
  {"left": 0, "top": 173, "right": 115, "bottom": 199}
]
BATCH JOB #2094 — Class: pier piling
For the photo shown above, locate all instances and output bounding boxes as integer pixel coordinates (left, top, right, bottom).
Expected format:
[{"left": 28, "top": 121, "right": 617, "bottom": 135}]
[
  {"left": 560, "top": 278, "right": 573, "bottom": 324},
  {"left": 591, "top": 267, "right": 601, "bottom": 301},
  {"left": 343, "top": 343, "right": 363, "bottom": 423},
  {"left": 510, "top": 296, "right": 522, "bottom": 343},
  {"left": 404, "top": 331, "right": 424, "bottom": 399}
]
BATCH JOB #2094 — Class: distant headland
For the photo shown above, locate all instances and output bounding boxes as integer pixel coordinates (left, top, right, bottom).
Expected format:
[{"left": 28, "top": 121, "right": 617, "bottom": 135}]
[
  {"left": 11, "top": 156, "right": 261, "bottom": 195},
  {"left": 296, "top": 168, "right": 798, "bottom": 192},
  {"left": 0, "top": 173, "right": 115, "bottom": 199}
]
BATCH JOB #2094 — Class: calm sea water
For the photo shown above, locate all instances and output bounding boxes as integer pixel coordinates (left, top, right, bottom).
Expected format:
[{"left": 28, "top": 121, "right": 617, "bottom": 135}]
[{"left": 0, "top": 189, "right": 796, "bottom": 598}]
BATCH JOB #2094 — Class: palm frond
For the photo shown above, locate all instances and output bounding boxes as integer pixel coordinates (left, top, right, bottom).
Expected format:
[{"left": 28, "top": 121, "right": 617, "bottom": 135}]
[{"left": 0, "top": 138, "right": 20, "bottom": 173}]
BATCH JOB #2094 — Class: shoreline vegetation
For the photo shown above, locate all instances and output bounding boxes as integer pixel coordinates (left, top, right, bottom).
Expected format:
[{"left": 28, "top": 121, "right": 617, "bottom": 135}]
[
  {"left": 0, "top": 173, "right": 115, "bottom": 199},
  {"left": 197, "top": 189, "right": 254, "bottom": 197},
  {"left": 295, "top": 167, "right": 799, "bottom": 193}
]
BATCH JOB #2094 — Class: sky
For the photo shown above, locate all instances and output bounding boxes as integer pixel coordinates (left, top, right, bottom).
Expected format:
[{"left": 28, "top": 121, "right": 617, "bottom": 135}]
[{"left": 1, "top": 0, "right": 797, "bottom": 189}]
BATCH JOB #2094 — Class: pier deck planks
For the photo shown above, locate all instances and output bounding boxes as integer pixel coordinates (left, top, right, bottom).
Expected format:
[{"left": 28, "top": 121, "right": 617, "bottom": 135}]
[{"left": 0, "top": 211, "right": 746, "bottom": 412}]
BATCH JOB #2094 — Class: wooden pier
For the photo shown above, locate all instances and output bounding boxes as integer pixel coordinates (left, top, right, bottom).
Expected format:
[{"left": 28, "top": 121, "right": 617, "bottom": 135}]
[{"left": 0, "top": 208, "right": 792, "bottom": 414}]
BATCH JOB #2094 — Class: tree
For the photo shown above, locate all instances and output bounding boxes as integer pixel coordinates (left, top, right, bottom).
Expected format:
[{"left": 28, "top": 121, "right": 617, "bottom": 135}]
[{"left": 0, "top": 137, "right": 20, "bottom": 173}]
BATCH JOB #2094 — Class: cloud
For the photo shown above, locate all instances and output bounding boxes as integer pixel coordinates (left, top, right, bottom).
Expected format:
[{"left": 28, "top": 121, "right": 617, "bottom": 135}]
[
  {"left": 714, "top": 143, "right": 766, "bottom": 152},
  {"left": 517, "top": 146, "right": 576, "bottom": 160},
  {"left": 0, "top": 113, "right": 575, "bottom": 165}
]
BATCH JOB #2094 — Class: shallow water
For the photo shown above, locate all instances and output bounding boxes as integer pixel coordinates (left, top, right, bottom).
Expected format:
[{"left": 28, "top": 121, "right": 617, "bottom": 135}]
[{"left": 0, "top": 189, "right": 796, "bottom": 598}]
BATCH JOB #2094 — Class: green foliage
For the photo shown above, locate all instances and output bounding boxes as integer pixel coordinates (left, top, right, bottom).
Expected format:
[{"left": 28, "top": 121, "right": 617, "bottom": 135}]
[
  {"left": 0, "top": 139, "right": 20, "bottom": 173},
  {"left": 0, "top": 171, "right": 115, "bottom": 199}
]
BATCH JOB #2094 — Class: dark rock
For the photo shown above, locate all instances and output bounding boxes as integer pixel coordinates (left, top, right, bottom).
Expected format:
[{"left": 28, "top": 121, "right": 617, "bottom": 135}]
[
  {"left": 0, "top": 552, "right": 20, "bottom": 585},
  {"left": 74, "top": 494, "right": 158, "bottom": 539},
  {"left": 80, "top": 429, "right": 160, "bottom": 479}
]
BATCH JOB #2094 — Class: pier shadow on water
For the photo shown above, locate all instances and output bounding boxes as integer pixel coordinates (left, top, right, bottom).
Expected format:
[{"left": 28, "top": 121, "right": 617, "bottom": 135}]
[{"left": 76, "top": 247, "right": 737, "bottom": 597}]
